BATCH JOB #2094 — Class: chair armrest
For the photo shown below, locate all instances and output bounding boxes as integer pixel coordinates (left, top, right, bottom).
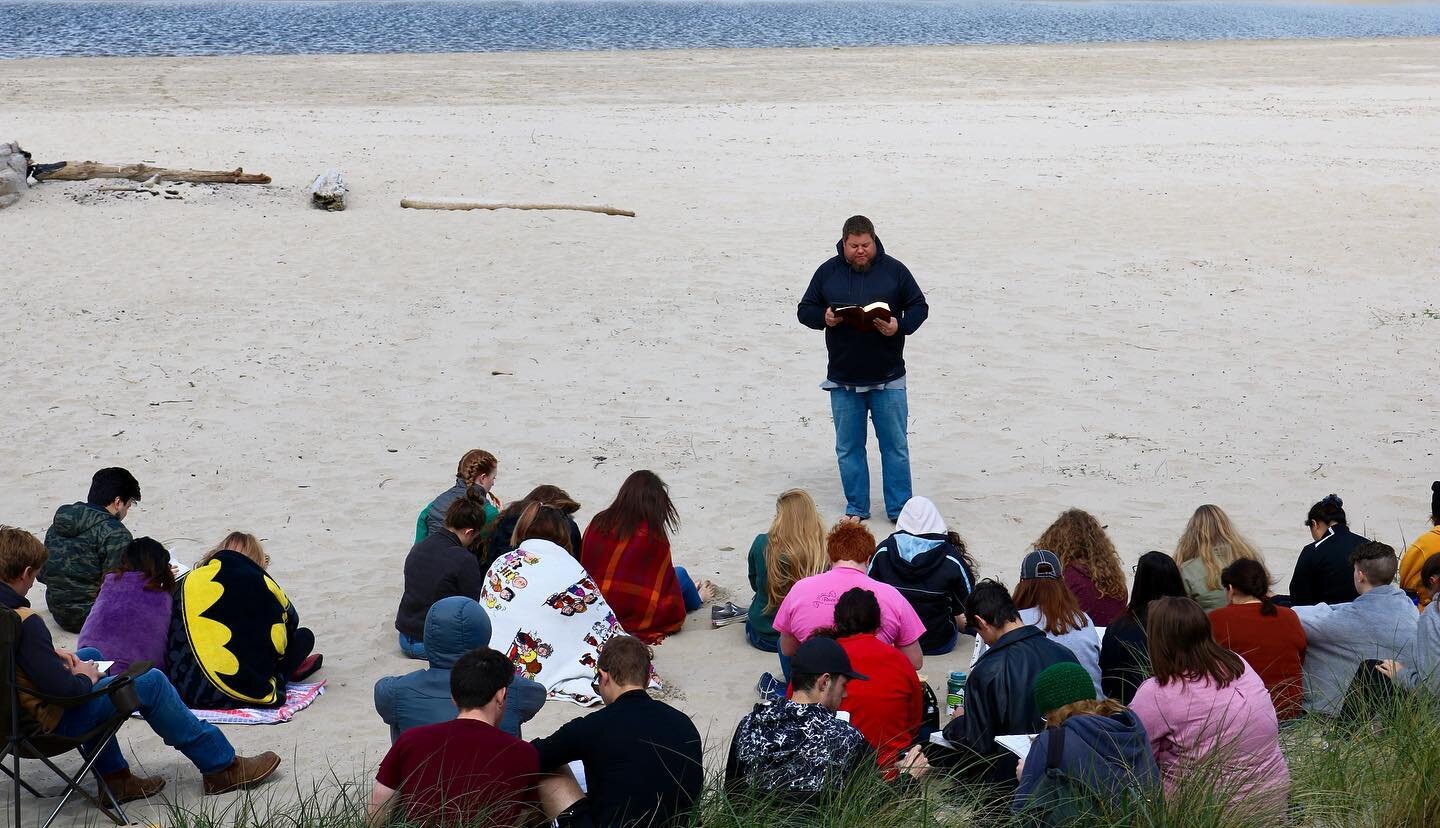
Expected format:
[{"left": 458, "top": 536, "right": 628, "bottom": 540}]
[{"left": 16, "top": 674, "right": 140, "bottom": 714}]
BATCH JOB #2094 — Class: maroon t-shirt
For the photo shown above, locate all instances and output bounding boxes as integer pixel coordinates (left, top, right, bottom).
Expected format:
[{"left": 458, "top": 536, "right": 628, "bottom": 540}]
[
  {"left": 376, "top": 718, "right": 540, "bottom": 826},
  {"left": 1209, "top": 602, "right": 1308, "bottom": 720}
]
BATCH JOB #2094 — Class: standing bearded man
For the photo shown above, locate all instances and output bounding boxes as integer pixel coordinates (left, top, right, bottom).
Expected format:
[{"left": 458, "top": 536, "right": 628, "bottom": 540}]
[{"left": 797, "top": 215, "right": 929, "bottom": 523}]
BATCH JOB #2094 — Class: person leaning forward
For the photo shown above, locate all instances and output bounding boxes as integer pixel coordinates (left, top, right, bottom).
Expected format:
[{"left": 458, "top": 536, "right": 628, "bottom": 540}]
[{"left": 798, "top": 215, "right": 928, "bottom": 523}]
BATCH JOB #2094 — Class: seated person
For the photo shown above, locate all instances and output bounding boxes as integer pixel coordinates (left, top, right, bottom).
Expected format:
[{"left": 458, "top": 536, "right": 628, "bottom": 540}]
[
  {"left": 1381, "top": 551, "right": 1440, "bottom": 691},
  {"left": 77, "top": 536, "right": 175, "bottom": 675},
  {"left": 1397, "top": 482, "right": 1440, "bottom": 608},
  {"left": 1291, "top": 494, "right": 1372, "bottom": 607},
  {"left": 1130, "top": 597, "right": 1289, "bottom": 811},
  {"left": 532, "top": 635, "right": 704, "bottom": 827},
  {"left": 376, "top": 596, "right": 545, "bottom": 741},
  {"left": 488, "top": 485, "right": 585, "bottom": 570},
  {"left": 40, "top": 467, "right": 140, "bottom": 632},
  {"left": 1210, "top": 559, "right": 1307, "bottom": 719},
  {"left": 396, "top": 488, "right": 489, "bottom": 659},
  {"left": 485, "top": 504, "right": 629, "bottom": 706},
  {"left": 582, "top": 470, "right": 714, "bottom": 643},
  {"left": 941, "top": 580, "right": 1079, "bottom": 786},
  {"left": 369, "top": 648, "right": 540, "bottom": 828},
  {"left": 822, "top": 588, "right": 924, "bottom": 773},
  {"left": 168, "top": 532, "right": 322, "bottom": 709},
  {"left": 1292, "top": 541, "right": 1419, "bottom": 715},
  {"left": 869, "top": 496, "right": 977, "bottom": 655},
  {"left": 975, "top": 550, "right": 1102, "bottom": 695},
  {"left": 417, "top": 448, "right": 501, "bottom": 543},
  {"left": 1014, "top": 662, "right": 1159, "bottom": 822},
  {"left": 1099, "top": 551, "right": 1187, "bottom": 704},
  {"left": 0, "top": 526, "right": 280, "bottom": 800},
  {"left": 725, "top": 637, "right": 927, "bottom": 802},
  {"left": 745, "top": 488, "right": 829, "bottom": 698},
  {"left": 775, "top": 521, "right": 926, "bottom": 670}
]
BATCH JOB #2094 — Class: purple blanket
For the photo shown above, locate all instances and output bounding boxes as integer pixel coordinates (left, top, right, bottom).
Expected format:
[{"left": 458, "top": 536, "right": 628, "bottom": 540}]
[{"left": 77, "top": 571, "right": 171, "bottom": 675}]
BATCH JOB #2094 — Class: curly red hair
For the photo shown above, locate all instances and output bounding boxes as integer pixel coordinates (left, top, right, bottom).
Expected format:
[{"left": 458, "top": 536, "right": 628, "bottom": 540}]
[{"left": 827, "top": 521, "right": 877, "bottom": 565}]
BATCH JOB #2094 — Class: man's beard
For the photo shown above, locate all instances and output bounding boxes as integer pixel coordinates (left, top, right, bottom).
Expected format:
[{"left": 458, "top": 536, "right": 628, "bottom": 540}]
[{"left": 848, "top": 257, "right": 872, "bottom": 273}]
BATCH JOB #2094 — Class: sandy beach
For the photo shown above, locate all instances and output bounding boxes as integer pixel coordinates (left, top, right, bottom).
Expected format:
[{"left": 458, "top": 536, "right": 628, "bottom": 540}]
[{"left": 1, "top": 37, "right": 1439, "bottom": 824}]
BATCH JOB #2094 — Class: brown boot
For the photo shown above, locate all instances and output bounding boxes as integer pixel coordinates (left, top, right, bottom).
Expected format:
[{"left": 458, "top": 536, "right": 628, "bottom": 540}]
[
  {"left": 99, "top": 768, "right": 166, "bottom": 804},
  {"left": 202, "top": 752, "right": 281, "bottom": 795}
]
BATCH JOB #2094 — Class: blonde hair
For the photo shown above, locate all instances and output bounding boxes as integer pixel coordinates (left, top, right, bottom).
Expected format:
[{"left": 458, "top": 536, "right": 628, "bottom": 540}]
[
  {"left": 201, "top": 532, "right": 269, "bottom": 569},
  {"left": 763, "top": 489, "right": 829, "bottom": 613},
  {"left": 1173, "top": 505, "right": 1264, "bottom": 591},
  {"left": 1045, "top": 698, "right": 1128, "bottom": 726}
]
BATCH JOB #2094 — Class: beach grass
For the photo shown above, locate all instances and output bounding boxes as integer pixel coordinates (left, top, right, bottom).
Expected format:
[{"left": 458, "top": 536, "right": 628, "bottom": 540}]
[{"left": 153, "top": 690, "right": 1440, "bottom": 828}]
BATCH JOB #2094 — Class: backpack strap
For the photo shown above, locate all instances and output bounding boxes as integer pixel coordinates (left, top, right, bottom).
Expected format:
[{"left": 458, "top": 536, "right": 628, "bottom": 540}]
[{"left": 1044, "top": 724, "right": 1065, "bottom": 771}]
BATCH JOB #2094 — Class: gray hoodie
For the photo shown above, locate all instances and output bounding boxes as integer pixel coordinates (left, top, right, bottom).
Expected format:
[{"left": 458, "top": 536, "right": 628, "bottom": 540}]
[{"left": 1293, "top": 584, "right": 1419, "bottom": 715}]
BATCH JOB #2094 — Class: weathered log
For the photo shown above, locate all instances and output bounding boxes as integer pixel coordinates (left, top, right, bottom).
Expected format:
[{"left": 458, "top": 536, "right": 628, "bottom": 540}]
[
  {"left": 310, "top": 170, "right": 347, "bottom": 211},
  {"left": 31, "top": 161, "right": 271, "bottom": 184},
  {"left": 400, "top": 198, "right": 634, "bottom": 218}
]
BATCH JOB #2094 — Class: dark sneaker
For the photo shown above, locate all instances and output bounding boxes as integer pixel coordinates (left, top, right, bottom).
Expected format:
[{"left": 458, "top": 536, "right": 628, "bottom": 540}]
[
  {"left": 756, "top": 671, "right": 786, "bottom": 703},
  {"left": 289, "top": 653, "right": 323, "bottom": 681},
  {"left": 710, "top": 601, "right": 745, "bottom": 628}
]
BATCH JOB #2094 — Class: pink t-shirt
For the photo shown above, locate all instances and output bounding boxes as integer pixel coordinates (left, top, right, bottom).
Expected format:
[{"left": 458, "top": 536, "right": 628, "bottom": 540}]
[
  {"left": 773, "top": 566, "right": 926, "bottom": 648},
  {"left": 1129, "top": 661, "right": 1290, "bottom": 809}
]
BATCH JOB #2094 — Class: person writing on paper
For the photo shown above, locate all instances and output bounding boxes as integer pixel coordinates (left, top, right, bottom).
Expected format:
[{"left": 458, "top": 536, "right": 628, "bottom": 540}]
[
  {"left": 1013, "top": 662, "right": 1159, "bottom": 823},
  {"left": 797, "top": 215, "right": 928, "bottom": 523},
  {"left": 77, "top": 537, "right": 176, "bottom": 676},
  {"left": 940, "top": 580, "right": 1079, "bottom": 787}
]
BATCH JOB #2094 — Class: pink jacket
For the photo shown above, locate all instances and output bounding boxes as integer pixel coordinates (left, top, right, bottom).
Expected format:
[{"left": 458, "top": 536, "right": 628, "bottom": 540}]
[{"left": 1130, "top": 661, "right": 1289, "bottom": 809}]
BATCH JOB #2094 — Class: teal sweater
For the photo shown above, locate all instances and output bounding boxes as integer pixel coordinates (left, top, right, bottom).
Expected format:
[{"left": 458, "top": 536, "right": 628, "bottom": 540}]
[{"left": 746, "top": 534, "right": 779, "bottom": 645}]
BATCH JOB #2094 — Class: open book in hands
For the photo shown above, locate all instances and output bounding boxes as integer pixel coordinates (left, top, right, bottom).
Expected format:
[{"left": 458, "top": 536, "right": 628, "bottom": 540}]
[{"left": 830, "top": 302, "right": 893, "bottom": 331}]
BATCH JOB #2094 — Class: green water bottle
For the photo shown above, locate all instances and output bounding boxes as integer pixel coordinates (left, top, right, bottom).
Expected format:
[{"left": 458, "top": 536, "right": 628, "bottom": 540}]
[{"left": 946, "top": 670, "right": 966, "bottom": 716}]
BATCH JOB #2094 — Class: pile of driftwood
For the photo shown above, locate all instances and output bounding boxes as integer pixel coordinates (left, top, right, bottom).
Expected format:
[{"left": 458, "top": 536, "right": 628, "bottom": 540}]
[{"left": 4, "top": 141, "right": 634, "bottom": 217}]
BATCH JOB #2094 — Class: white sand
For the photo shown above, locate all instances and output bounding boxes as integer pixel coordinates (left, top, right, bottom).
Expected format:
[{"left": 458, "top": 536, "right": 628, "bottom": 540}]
[{"left": 1, "top": 37, "right": 1438, "bottom": 824}]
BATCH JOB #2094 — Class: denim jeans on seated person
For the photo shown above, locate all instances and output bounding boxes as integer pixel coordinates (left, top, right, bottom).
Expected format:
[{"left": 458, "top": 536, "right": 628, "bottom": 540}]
[
  {"left": 828, "top": 387, "right": 912, "bottom": 521},
  {"left": 674, "top": 566, "right": 702, "bottom": 613},
  {"left": 58, "top": 648, "right": 236, "bottom": 775},
  {"left": 398, "top": 632, "right": 427, "bottom": 660}
]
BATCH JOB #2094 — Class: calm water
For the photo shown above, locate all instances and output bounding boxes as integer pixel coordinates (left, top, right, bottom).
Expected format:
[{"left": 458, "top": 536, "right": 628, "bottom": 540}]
[{"left": 3, "top": 0, "right": 1440, "bottom": 58}]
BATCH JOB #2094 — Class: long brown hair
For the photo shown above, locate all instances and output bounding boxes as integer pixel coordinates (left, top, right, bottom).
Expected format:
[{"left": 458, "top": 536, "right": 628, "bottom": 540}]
[
  {"left": 1013, "top": 577, "right": 1088, "bottom": 636},
  {"left": 1173, "top": 505, "right": 1264, "bottom": 592},
  {"left": 763, "top": 489, "right": 828, "bottom": 612},
  {"left": 513, "top": 502, "right": 576, "bottom": 557},
  {"left": 1033, "top": 509, "right": 1128, "bottom": 602},
  {"left": 588, "top": 470, "right": 679, "bottom": 543},
  {"left": 1146, "top": 596, "right": 1245, "bottom": 689}
]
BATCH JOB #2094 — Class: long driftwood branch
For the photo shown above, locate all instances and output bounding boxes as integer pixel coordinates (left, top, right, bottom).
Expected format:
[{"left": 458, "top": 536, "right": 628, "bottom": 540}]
[
  {"left": 31, "top": 161, "right": 271, "bottom": 184},
  {"left": 400, "top": 198, "right": 635, "bottom": 218}
]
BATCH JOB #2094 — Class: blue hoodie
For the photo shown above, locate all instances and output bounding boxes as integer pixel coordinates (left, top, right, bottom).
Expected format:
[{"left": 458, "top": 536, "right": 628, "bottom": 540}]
[
  {"left": 1013, "top": 711, "right": 1160, "bottom": 817},
  {"left": 797, "top": 236, "right": 929, "bottom": 386},
  {"left": 374, "top": 596, "right": 545, "bottom": 740}
]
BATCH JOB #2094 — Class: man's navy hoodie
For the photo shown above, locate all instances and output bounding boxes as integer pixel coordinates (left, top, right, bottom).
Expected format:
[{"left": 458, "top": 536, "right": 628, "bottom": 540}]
[{"left": 797, "top": 236, "right": 929, "bottom": 386}]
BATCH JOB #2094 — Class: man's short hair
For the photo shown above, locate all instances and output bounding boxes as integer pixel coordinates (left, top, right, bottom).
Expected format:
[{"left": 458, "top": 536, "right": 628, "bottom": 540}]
[
  {"left": 826, "top": 521, "right": 877, "bottom": 565},
  {"left": 842, "top": 215, "right": 875, "bottom": 240},
  {"left": 790, "top": 672, "right": 824, "bottom": 694},
  {"left": 0, "top": 526, "right": 48, "bottom": 582},
  {"left": 597, "top": 635, "right": 651, "bottom": 687},
  {"left": 450, "top": 648, "right": 514, "bottom": 711},
  {"left": 86, "top": 468, "right": 141, "bottom": 508},
  {"left": 965, "top": 579, "right": 1021, "bottom": 628},
  {"left": 1351, "top": 541, "right": 1399, "bottom": 587}
]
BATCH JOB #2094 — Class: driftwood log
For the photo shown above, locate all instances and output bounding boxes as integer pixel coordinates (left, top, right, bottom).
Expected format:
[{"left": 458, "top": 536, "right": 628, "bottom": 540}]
[
  {"left": 31, "top": 161, "right": 271, "bottom": 185},
  {"left": 310, "top": 170, "right": 347, "bottom": 211},
  {"left": 400, "top": 198, "right": 634, "bottom": 218}
]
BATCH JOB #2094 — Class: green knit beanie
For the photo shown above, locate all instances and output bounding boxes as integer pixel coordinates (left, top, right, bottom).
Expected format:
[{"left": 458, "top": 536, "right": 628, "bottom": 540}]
[{"left": 1033, "top": 662, "right": 1095, "bottom": 716}]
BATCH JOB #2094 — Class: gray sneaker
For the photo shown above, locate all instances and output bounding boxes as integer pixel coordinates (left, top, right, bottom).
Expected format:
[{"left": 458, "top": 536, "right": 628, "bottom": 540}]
[{"left": 710, "top": 601, "right": 745, "bottom": 628}]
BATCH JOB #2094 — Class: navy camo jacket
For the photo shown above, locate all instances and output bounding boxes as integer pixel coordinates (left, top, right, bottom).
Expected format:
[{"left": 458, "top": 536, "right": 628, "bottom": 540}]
[{"left": 724, "top": 699, "right": 874, "bottom": 799}]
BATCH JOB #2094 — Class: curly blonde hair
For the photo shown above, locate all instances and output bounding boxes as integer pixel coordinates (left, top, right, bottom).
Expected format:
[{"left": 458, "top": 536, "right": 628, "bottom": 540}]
[{"left": 1033, "top": 509, "right": 1128, "bottom": 601}]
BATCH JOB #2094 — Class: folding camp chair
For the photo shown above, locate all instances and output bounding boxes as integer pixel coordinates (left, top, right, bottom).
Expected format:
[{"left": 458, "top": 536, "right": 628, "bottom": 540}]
[{"left": 0, "top": 606, "right": 143, "bottom": 828}]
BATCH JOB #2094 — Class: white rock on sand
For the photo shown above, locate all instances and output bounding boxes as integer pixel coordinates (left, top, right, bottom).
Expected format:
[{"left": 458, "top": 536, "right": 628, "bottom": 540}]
[{"left": 0, "top": 38, "right": 1438, "bottom": 825}]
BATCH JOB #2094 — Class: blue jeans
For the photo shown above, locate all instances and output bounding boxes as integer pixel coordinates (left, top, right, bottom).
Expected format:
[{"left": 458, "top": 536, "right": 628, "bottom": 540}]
[
  {"left": 398, "top": 632, "right": 427, "bottom": 660},
  {"left": 58, "top": 649, "right": 235, "bottom": 775},
  {"left": 922, "top": 624, "right": 960, "bottom": 656},
  {"left": 674, "top": 566, "right": 702, "bottom": 613},
  {"left": 829, "top": 387, "right": 912, "bottom": 520}
]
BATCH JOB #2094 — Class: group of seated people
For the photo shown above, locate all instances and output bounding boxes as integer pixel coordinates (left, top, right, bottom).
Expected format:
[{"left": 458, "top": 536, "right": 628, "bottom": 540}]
[{"left": 1, "top": 467, "right": 329, "bottom": 802}]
